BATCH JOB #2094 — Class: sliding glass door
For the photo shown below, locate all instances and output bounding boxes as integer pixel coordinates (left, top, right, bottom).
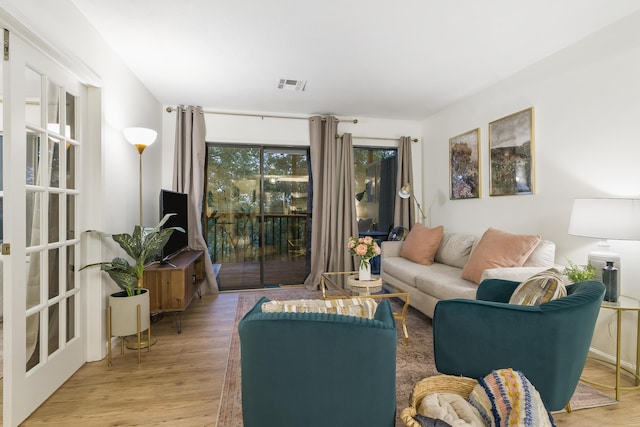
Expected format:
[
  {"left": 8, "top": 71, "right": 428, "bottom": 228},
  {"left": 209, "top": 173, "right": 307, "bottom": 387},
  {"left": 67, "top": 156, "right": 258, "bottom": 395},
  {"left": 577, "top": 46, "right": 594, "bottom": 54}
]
[
  {"left": 205, "top": 146, "right": 260, "bottom": 289},
  {"left": 204, "top": 145, "right": 310, "bottom": 290},
  {"left": 262, "top": 148, "right": 309, "bottom": 286}
]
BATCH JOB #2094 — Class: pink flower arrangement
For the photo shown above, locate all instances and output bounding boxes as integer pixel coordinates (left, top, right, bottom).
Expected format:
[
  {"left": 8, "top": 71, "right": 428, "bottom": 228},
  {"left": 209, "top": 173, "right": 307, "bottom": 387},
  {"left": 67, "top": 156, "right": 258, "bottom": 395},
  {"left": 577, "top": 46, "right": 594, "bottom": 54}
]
[{"left": 347, "top": 236, "right": 381, "bottom": 267}]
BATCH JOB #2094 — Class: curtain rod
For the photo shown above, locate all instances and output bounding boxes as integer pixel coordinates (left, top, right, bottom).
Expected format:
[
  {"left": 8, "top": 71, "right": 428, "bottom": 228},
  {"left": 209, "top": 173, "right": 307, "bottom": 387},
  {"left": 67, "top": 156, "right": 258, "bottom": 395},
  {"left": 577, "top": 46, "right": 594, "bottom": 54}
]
[
  {"left": 165, "top": 106, "right": 358, "bottom": 123},
  {"left": 338, "top": 134, "right": 419, "bottom": 143}
]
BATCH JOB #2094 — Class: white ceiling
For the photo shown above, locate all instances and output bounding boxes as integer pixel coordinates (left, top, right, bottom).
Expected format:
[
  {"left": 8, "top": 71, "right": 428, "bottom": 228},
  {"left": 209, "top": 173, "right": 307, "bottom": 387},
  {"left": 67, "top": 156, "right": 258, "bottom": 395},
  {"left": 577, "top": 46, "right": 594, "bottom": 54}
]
[{"left": 71, "top": 0, "right": 640, "bottom": 120}]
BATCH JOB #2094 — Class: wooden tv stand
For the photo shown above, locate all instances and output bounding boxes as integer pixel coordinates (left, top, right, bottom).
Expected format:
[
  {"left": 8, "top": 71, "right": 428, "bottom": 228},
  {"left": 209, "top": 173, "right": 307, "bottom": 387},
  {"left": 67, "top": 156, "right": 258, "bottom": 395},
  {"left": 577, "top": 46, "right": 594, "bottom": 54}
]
[{"left": 143, "top": 249, "right": 205, "bottom": 333}]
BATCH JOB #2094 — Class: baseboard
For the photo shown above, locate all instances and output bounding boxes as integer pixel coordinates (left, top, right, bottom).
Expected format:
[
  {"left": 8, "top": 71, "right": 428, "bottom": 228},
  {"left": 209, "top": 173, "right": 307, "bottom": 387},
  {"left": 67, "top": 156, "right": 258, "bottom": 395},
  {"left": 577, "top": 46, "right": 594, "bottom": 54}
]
[{"left": 588, "top": 347, "right": 637, "bottom": 379}]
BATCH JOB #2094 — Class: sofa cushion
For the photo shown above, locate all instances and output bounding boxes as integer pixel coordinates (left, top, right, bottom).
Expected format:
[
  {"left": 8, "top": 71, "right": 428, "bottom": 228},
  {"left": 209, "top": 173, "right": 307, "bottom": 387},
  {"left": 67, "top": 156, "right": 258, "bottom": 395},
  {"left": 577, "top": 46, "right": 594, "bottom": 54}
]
[
  {"left": 480, "top": 266, "right": 553, "bottom": 284},
  {"left": 523, "top": 239, "right": 556, "bottom": 267},
  {"left": 434, "top": 232, "right": 477, "bottom": 269},
  {"left": 416, "top": 264, "right": 479, "bottom": 301},
  {"left": 383, "top": 256, "right": 434, "bottom": 288},
  {"left": 401, "top": 224, "right": 444, "bottom": 266},
  {"left": 461, "top": 228, "right": 541, "bottom": 284},
  {"left": 509, "top": 268, "right": 568, "bottom": 306}
]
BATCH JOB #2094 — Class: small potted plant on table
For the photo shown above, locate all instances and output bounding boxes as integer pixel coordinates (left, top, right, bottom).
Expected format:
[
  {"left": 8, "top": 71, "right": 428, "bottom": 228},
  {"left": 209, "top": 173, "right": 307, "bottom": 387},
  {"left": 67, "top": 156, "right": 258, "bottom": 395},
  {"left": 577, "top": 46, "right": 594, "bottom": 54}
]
[{"left": 562, "top": 259, "right": 595, "bottom": 283}]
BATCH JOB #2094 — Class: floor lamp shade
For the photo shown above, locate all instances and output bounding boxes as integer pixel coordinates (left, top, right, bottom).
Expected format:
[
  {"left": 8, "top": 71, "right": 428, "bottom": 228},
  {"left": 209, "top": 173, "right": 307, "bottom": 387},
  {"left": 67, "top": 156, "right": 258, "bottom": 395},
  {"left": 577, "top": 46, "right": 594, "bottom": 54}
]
[
  {"left": 398, "top": 184, "right": 412, "bottom": 199},
  {"left": 398, "top": 183, "right": 426, "bottom": 223},
  {"left": 568, "top": 198, "right": 640, "bottom": 282},
  {"left": 124, "top": 127, "right": 157, "bottom": 154}
]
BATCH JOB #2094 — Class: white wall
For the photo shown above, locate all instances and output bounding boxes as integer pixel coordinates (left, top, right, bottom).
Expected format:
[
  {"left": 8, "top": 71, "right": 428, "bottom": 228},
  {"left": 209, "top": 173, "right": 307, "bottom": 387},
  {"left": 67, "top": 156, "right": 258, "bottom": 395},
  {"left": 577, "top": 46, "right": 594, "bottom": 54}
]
[
  {"left": 1, "top": 0, "right": 163, "bottom": 361},
  {"left": 423, "top": 11, "right": 640, "bottom": 366}
]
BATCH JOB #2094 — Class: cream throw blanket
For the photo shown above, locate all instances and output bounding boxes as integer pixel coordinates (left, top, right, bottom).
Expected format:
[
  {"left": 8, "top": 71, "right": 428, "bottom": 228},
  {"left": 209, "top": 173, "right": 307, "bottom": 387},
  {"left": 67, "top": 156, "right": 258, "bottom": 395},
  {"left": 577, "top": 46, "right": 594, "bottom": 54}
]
[{"left": 419, "top": 392, "right": 486, "bottom": 427}]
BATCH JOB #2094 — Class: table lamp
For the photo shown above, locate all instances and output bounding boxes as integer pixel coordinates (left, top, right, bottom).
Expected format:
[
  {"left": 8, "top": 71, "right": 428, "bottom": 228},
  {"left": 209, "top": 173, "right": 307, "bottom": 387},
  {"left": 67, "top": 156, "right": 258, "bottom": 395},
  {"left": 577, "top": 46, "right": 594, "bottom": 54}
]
[{"left": 568, "top": 198, "right": 640, "bottom": 282}]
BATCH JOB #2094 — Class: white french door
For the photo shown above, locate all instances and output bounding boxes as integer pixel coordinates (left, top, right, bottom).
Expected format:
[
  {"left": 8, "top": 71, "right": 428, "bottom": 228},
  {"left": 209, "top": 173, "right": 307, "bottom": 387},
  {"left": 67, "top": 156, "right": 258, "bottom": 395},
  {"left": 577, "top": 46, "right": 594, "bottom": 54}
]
[{"left": 2, "top": 31, "right": 85, "bottom": 426}]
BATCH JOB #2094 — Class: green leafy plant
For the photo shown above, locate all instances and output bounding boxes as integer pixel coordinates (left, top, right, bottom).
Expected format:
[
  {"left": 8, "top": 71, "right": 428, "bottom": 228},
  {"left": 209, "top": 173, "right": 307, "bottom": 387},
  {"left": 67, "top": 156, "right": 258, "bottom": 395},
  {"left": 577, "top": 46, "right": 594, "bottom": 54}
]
[
  {"left": 562, "top": 259, "right": 595, "bottom": 283},
  {"left": 81, "top": 214, "right": 184, "bottom": 296}
]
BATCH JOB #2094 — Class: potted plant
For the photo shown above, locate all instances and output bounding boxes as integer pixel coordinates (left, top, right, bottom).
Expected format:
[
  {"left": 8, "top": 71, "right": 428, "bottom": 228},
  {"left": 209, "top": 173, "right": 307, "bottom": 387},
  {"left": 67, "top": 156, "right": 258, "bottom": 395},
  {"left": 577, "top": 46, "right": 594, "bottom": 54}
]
[
  {"left": 562, "top": 259, "right": 595, "bottom": 283},
  {"left": 82, "top": 214, "right": 184, "bottom": 362}
]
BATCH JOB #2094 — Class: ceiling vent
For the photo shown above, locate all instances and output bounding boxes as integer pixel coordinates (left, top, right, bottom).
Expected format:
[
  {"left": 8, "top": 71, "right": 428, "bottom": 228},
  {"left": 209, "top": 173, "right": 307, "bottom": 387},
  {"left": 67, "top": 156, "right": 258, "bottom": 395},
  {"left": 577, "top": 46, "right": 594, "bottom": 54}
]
[{"left": 277, "top": 79, "right": 307, "bottom": 92}]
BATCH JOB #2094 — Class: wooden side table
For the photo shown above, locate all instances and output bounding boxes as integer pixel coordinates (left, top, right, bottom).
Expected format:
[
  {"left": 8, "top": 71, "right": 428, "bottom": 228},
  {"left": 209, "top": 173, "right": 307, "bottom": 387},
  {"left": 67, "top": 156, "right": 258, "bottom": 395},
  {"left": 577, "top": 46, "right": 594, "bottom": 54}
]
[{"left": 581, "top": 295, "right": 640, "bottom": 400}]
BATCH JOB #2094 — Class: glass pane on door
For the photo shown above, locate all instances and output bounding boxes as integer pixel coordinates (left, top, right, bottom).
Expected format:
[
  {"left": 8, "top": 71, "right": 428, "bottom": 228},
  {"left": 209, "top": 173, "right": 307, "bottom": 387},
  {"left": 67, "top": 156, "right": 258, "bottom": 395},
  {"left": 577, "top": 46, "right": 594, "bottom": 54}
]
[
  {"left": 23, "top": 68, "right": 80, "bottom": 373},
  {"left": 25, "top": 67, "right": 41, "bottom": 126},
  {"left": 353, "top": 148, "right": 397, "bottom": 235},
  {"left": 262, "top": 149, "right": 309, "bottom": 286},
  {"left": 205, "top": 146, "right": 261, "bottom": 289},
  {"left": 205, "top": 145, "right": 310, "bottom": 290},
  {"left": 354, "top": 148, "right": 397, "bottom": 274}
]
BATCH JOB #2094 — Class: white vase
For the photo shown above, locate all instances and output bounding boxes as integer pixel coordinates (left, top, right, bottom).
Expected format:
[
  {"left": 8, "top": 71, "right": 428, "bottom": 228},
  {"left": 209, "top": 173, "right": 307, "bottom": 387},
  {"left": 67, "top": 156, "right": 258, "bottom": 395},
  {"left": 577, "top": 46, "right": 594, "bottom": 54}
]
[{"left": 359, "top": 261, "right": 372, "bottom": 281}]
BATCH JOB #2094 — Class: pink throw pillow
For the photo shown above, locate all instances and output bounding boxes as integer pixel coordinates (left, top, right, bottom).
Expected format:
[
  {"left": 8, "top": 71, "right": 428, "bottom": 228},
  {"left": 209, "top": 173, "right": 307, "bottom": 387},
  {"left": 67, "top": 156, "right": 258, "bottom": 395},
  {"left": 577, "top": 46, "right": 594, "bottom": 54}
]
[
  {"left": 400, "top": 224, "right": 444, "bottom": 266},
  {"left": 461, "top": 228, "right": 541, "bottom": 284}
]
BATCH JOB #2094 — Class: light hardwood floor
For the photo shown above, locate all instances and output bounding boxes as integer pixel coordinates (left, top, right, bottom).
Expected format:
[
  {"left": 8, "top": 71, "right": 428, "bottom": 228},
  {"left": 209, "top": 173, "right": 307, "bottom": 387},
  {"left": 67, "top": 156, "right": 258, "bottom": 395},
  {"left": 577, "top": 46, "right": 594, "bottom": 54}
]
[
  {"left": 3, "top": 292, "right": 640, "bottom": 426},
  {"left": 17, "top": 293, "right": 239, "bottom": 426}
]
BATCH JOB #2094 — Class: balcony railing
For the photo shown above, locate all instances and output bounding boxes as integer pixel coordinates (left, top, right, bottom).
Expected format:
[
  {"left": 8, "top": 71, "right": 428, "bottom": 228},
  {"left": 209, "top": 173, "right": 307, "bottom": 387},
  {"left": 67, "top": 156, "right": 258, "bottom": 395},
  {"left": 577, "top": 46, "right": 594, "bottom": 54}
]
[{"left": 205, "top": 212, "right": 308, "bottom": 263}]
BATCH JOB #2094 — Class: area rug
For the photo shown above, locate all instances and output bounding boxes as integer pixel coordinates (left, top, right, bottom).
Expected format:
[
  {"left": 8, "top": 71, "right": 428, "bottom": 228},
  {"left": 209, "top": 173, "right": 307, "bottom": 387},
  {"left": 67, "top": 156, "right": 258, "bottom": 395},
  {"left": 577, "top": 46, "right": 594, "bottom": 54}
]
[
  {"left": 217, "top": 288, "right": 616, "bottom": 426},
  {"left": 564, "top": 381, "right": 617, "bottom": 411}
]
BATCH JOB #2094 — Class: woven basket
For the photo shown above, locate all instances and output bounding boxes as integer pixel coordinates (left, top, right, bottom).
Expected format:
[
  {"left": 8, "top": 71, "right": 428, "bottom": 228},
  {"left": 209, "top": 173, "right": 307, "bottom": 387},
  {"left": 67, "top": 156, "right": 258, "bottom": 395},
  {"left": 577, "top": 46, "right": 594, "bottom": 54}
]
[{"left": 400, "top": 375, "right": 478, "bottom": 427}]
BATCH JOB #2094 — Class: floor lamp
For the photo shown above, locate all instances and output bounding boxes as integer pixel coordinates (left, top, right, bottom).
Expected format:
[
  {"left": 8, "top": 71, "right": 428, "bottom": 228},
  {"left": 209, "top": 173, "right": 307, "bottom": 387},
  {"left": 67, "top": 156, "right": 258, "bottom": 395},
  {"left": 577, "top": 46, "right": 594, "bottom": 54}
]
[
  {"left": 568, "top": 198, "right": 640, "bottom": 283},
  {"left": 123, "top": 127, "right": 157, "bottom": 226},
  {"left": 398, "top": 183, "right": 426, "bottom": 224},
  {"left": 123, "top": 127, "right": 158, "bottom": 350}
]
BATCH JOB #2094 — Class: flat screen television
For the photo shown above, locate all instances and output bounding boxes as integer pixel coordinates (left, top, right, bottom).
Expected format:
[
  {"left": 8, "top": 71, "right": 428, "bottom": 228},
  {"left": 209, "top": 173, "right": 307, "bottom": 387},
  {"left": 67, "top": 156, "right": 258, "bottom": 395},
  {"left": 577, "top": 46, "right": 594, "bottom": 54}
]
[{"left": 159, "top": 189, "right": 189, "bottom": 263}]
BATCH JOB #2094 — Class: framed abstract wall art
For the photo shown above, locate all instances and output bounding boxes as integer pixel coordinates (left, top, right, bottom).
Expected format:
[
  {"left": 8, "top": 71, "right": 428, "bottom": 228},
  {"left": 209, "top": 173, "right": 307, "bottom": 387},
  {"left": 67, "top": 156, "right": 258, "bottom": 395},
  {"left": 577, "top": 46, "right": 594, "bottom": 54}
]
[
  {"left": 489, "top": 107, "right": 535, "bottom": 196},
  {"left": 449, "top": 128, "right": 481, "bottom": 200}
]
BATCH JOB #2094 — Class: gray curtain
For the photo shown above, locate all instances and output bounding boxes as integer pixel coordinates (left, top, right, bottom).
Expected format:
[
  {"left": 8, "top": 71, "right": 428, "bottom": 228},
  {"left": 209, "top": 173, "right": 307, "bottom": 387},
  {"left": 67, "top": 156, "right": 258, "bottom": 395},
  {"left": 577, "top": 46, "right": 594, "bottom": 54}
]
[
  {"left": 394, "top": 136, "right": 415, "bottom": 229},
  {"left": 173, "top": 105, "right": 218, "bottom": 293},
  {"left": 304, "top": 117, "right": 358, "bottom": 289}
]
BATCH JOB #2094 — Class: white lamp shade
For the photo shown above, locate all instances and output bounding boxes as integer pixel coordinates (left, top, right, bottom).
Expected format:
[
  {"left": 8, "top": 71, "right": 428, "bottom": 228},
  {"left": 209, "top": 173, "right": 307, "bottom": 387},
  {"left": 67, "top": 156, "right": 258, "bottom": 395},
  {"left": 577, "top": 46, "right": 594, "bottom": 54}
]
[
  {"left": 568, "top": 198, "right": 640, "bottom": 240},
  {"left": 123, "top": 127, "right": 157, "bottom": 147},
  {"left": 398, "top": 183, "right": 411, "bottom": 199}
]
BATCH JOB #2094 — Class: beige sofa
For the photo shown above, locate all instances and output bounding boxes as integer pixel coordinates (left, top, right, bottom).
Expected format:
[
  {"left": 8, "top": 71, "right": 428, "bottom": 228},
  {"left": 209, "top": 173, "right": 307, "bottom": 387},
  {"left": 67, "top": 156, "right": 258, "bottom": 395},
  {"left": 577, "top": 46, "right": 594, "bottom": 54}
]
[{"left": 380, "top": 231, "right": 556, "bottom": 318}]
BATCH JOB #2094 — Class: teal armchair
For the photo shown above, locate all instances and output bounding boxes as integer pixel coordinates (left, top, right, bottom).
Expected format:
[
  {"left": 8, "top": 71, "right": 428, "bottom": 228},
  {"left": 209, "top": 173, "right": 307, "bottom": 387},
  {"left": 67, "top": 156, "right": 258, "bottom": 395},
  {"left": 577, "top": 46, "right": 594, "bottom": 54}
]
[
  {"left": 433, "top": 279, "right": 605, "bottom": 411},
  {"left": 239, "top": 297, "right": 397, "bottom": 427}
]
